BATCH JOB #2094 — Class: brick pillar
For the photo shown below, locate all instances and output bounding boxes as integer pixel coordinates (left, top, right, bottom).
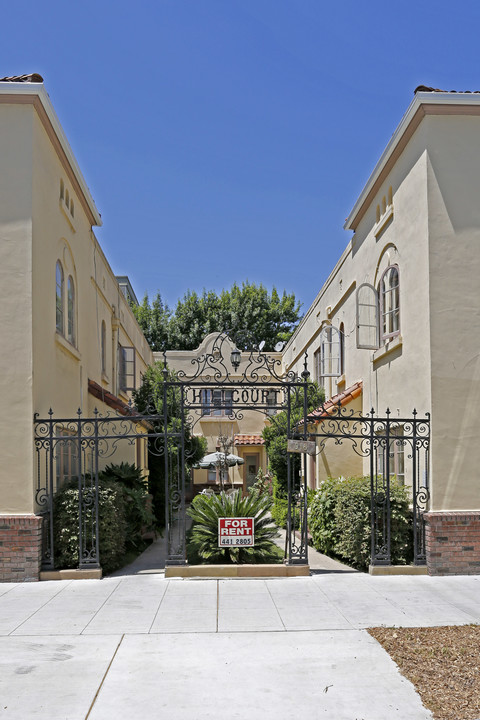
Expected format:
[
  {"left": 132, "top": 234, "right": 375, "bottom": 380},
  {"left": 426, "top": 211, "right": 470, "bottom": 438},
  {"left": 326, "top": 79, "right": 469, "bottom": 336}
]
[
  {"left": 425, "top": 511, "right": 480, "bottom": 576},
  {"left": 0, "top": 515, "right": 43, "bottom": 582}
]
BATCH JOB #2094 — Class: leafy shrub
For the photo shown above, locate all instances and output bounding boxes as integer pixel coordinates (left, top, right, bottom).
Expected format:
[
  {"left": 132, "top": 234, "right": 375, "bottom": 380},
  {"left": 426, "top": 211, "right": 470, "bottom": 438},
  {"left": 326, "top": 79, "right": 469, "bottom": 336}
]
[
  {"left": 53, "top": 478, "right": 127, "bottom": 574},
  {"left": 187, "top": 491, "right": 280, "bottom": 564},
  {"left": 309, "top": 476, "right": 412, "bottom": 571},
  {"left": 99, "top": 463, "right": 155, "bottom": 549},
  {"left": 99, "top": 461, "right": 145, "bottom": 490}
]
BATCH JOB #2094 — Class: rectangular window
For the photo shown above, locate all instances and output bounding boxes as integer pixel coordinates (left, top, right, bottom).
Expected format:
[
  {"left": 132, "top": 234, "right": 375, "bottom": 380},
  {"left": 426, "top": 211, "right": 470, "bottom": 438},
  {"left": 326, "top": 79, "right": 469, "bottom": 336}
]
[
  {"left": 118, "top": 346, "right": 136, "bottom": 392},
  {"left": 380, "top": 266, "right": 400, "bottom": 341},
  {"left": 377, "top": 427, "right": 405, "bottom": 484},
  {"left": 356, "top": 283, "right": 379, "bottom": 349},
  {"left": 55, "top": 429, "right": 78, "bottom": 489},
  {"left": 314, "top": 326, "right": 341, "bottom": 387},
  {"left": 202, "top": 389, "right": 233, "bottom": 416}
]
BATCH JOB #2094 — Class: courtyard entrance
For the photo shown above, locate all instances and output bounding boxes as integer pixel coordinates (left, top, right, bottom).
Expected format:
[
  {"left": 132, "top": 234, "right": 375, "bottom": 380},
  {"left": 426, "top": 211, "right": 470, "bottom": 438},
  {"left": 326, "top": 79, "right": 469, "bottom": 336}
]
[{"left": 34, "top": 332, "right": 430, "bottom": 571}]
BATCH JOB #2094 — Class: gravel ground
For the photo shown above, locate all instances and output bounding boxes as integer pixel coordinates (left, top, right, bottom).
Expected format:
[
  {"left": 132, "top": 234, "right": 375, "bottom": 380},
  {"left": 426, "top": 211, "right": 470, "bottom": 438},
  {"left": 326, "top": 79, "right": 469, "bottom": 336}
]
[{"left": 368, "top": 625, "right": 480, "bottom": 720}]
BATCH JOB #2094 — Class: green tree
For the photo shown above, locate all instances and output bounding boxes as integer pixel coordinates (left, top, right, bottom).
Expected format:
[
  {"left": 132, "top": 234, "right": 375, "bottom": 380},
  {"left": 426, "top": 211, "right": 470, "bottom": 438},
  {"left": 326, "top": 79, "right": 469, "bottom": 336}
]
[
  {"left": 133, "top": 363, "right": 207, "bottom": 525},
  {"left": 131, "top": 282, "right": 301, "bottom": 352},
  {"left": 131, "top": 292, "right": 171, "bottom": 351},
  {"left": 262, "top": 379, "right": 324, "bottom": 498},
  {"left": 168, "top": 289, "right": 221, "bottom": 350}
]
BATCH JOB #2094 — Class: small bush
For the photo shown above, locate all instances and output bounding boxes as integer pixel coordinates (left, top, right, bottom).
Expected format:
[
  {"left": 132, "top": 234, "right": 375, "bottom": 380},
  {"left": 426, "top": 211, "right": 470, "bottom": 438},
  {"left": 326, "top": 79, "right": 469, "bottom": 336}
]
[
  {"left": 99, "top": 463, "right": 155, "bottom": 550},
  {"left": 309, "top": 476, "right": 412, "bottom": 571},
  {"left": 53, "top": 478, "right": 127, "bottom": 574},
  {"left": 187, "top": 491, "right": 280, "bottom": 564},
  {"left": 100, "top": 461, "right": 145, "bottom": 490}
]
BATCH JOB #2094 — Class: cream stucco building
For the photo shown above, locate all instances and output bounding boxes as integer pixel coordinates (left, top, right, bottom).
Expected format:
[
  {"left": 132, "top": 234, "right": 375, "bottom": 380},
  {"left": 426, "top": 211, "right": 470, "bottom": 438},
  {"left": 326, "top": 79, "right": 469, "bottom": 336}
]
[
  {"left": 0, "top": 76, "right": 153, "bottom": 581},
  {"left": 283, "top": 87, "right": 480, "bottom": 574}
]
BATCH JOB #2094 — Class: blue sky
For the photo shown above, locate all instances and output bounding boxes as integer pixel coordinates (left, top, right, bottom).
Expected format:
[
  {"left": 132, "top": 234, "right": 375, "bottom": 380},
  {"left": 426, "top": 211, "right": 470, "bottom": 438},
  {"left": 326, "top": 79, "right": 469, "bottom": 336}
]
[{"left": 3, "top": 0, "right": 480, "bottom": 313}]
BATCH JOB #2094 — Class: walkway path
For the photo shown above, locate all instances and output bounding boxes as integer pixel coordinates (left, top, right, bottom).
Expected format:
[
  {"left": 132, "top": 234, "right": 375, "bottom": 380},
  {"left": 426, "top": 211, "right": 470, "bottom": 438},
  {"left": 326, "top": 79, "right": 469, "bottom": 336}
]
[
  {"left": 110, "top": 524, "right": 356, "bottom": 575},
  {"left": 1, "top": 572, "right": 479, "bottom": 718}
]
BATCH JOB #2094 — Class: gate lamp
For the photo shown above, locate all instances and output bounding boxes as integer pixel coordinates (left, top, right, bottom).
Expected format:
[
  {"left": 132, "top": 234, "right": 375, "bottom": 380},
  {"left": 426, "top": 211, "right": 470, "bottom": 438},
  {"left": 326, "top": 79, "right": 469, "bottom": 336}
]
[{"left": 230, "top": 346, "right": 241, "bottom": 371}]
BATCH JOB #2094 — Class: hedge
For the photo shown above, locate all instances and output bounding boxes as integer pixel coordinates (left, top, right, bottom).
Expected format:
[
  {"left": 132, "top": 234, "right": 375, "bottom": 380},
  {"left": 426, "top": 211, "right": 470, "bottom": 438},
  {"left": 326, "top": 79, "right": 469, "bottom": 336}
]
[
  {"left": 53, "top": 478, "right": 127, "bottom": 574},
  {"left": 309, "top": 476, "right": 412, "bottom": 571}
]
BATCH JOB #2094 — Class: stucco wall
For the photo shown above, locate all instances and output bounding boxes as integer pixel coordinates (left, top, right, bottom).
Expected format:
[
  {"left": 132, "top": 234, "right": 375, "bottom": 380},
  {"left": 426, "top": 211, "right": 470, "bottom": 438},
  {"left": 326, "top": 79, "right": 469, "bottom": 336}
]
[
  {"left": 283, "top": 122, "right": 432, "bottom": 426},
  {"left": 0, "top": 95, "right": 154, "bottom": 515},
  {"left": 426, "top": 115, "right": 480, "bottom": 510},
  {"left": 0, "top": 104, "right": 35, "bottom": 513}
]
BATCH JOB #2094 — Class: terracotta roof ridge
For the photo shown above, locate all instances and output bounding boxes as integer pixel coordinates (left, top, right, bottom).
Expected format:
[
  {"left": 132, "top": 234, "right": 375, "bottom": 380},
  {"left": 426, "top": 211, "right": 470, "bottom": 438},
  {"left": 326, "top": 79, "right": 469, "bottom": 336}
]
[
  {"left": 414, "top": 85, "right": 480, "bottom": 94},
  {"left": 0, "top": 73, "right": 44, "bottom": 83},
  {"left": 308, "top": 381, "right": 363, "bottom": 420},
  {"left": 233, "top": 433, "right": 265, "bottom": 446}
]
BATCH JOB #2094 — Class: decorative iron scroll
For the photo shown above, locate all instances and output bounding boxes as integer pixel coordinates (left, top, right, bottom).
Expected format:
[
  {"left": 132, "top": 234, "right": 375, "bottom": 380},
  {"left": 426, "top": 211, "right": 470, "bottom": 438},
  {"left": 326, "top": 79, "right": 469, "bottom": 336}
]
[
  {"left": 34, "top": 407, "right": 166, "bottom": 570},
  {"left": 308, "top": 405, "right": 430, "bottom": 565},
  {"left": 163, "top": 334, "right": 312, "bottom": 566}
]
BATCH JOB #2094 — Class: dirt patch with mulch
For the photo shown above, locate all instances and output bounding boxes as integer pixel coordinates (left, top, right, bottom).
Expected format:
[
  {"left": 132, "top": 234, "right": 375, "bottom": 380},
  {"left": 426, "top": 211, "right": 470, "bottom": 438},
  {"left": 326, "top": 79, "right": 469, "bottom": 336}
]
[{"left": 368, "top": 625, "right": 480, "bottom": 720}]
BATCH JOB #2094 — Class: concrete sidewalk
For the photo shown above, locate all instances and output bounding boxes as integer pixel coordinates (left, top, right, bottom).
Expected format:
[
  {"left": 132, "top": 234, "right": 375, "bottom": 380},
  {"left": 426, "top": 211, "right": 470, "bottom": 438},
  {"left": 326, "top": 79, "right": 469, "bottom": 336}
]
[{"left": 1, "top": 573, "right": 479, "bottom": 718}]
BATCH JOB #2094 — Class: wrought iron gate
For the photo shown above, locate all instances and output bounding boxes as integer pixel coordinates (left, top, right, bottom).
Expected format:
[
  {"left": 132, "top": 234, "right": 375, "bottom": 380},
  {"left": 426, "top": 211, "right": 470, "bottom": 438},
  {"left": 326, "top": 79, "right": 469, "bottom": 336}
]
[
  {"left": 34, "top": 407, "right": 166, "bottom": 570},
  {"left": 309, "top": 406, "right": 430, "bottom": 565},
  {"left": 34, "top": 332, "right": 430, "bottom": 571},
  {"left": 161, "top": 332, "right": 312, "bottom": 566}
]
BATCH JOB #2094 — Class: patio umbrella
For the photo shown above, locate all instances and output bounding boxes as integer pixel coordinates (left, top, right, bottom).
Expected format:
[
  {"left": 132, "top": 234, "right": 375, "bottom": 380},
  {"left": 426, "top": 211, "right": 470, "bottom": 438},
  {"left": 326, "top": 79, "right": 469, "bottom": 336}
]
[{"left": 194, "top": 451, "right": 245, "bottom": 469}]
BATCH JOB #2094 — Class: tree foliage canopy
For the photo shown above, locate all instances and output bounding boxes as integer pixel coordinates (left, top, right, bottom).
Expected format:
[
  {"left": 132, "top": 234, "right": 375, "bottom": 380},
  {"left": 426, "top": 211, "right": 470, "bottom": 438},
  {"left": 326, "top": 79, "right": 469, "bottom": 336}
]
[{"left": 131, "top": 282, "right": 301, "bottom": 352}]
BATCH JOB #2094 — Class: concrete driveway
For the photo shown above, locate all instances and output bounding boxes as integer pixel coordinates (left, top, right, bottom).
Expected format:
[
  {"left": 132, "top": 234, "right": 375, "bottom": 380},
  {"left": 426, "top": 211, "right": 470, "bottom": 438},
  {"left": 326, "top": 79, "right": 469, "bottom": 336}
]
[{"left": 1, "top": 572, "right": 479, "bottom": 719}]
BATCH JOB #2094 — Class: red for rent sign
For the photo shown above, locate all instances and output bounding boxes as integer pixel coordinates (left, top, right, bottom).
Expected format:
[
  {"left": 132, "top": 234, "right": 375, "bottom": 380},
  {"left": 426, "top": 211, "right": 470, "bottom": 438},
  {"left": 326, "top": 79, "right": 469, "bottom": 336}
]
[{"left": 218, "top": 517, "right": 255, "bottom": 547}]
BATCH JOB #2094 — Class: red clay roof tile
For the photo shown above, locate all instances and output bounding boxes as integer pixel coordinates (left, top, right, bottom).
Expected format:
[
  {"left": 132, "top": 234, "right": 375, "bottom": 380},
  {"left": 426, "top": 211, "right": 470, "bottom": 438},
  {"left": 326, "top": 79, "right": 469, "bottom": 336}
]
[
  {"left": 308, "top": 381, "right": 363, "bottom": 422},
  {"left": 233, "top": 434, "right": 265, "bottom": 446}
]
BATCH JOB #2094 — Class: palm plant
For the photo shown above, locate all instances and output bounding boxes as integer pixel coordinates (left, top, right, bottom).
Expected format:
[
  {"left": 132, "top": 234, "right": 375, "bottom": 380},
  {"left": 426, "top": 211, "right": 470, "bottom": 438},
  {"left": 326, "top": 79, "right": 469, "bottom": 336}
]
[{"left": 187, "top": 491, "right": 280, "bottom": 564}]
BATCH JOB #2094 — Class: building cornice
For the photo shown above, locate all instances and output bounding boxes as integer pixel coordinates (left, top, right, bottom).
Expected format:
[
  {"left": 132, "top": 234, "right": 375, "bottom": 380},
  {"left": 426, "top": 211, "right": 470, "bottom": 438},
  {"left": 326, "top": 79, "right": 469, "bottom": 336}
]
[
  {"left": 345, "top": 92, "right": 480, "bottom": 232},
  {"left": 0, "top": 83, "right": 102, "bottom": 227}
]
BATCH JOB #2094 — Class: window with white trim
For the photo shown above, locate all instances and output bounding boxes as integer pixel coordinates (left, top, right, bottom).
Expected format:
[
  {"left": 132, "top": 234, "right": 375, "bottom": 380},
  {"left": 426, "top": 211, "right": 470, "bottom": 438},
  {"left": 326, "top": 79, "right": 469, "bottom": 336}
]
[
  {"left": 356, "top": 265, "right": 400, "bottom": 348},
  {"left": 118, "top": 346, "right": 136, "bottom": 392},
  {"left": 356, "top": 283, "right": 379, "bottom": 349},
  {"left": 313, "top": 325, "right": 341, "bottom": 387},
  {"left": 379, "top": 265, "right": 400, "bottom": 341}
]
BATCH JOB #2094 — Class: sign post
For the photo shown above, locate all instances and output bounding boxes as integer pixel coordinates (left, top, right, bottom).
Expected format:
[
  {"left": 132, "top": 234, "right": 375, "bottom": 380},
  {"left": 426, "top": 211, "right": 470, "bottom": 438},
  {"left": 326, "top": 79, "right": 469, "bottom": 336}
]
[{"left": 218, "top": 517, "right": 255, "bottom": 547}]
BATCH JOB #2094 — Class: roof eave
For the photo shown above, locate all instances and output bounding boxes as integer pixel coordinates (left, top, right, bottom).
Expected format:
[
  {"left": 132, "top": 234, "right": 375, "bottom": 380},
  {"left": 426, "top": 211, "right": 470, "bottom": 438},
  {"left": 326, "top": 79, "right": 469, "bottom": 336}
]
[
  {"left": 0, "top": 82, "right": 102, "bottom": 227},
  {"left": 344, "top": 92, "right": 480, "bottom": 232}
]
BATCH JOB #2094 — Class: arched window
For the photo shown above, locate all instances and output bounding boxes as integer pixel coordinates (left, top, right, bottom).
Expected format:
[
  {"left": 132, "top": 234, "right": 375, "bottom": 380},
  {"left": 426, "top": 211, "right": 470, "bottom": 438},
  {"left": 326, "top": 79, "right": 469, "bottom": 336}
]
[
  {"left": 67, "top": 276, "right": 75, "bottom": 345},
  {"left": 101, "top": 320, "right": 107, "bottom": 374},
  {"left": 380, "top": 265, "right": 400, "bottom": 341},
  {"left": 356, "top": 283, "right": 379, "bottom": 349},
  {"left": 313, "top": 325, "right": 341, "bottom": 387},
  {"left": 56, "top": 261, "right": 64, "bottom": 333}
]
